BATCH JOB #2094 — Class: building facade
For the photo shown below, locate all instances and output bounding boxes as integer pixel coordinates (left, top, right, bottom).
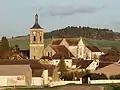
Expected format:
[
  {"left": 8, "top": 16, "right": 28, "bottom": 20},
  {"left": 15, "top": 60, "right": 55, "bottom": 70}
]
[{"left": 29, "top": 14, "right": 44, "bottom": 59}]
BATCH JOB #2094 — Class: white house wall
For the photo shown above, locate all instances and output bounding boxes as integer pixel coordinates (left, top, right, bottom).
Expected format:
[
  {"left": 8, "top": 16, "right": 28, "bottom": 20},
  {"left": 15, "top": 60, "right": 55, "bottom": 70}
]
[
  {"left": 52, "top": 59, "right": 72, "bottom": 68},
  {"left": 87, "top": 61, "right": 98, "bottom": 71},
  {"left": 68, "top": 46, "right": 77, "bottom": 57},
  {"left": 60, "top": 38, "right": 69, "bottom": 48},
  {"left": 44, "top": 45, "right": 56, "bottom": 57}
]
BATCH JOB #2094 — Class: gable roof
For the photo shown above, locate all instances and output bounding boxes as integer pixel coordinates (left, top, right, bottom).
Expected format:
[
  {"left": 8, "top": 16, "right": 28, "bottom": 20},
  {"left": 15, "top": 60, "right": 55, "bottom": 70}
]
[
  {"left": 97, "top": 62, "right": 112, "bottom": 69},
  {"left": 73, "top": 59, "right": 93, "bottom": 69},
  {"left": 65, "top": 38, "right": 80, "bottom": 46},
  {"left": 51, "top": 38, "right": 63, "bottom": 45},
  {"left": 51, "top": 38, "right": 81, "bottom": 46},
  {"left": 94, "top": 63, "right": 120, "bottom": 77},
  {"left": 0, "top": 51, "right": 27, "bottom": 60},
  {"left": 0, "top": 65, "right": 31, "bottom": 76},
  {"left": 0, "top": 59, "right": 55, "bottom": 70},
  {"left": 86, "top": 46, "right": 101, "bottom": 52},
  {"left": 50, "top": 45, "right": 74, "bottom": 59},
  {"left": 100, "top": 52, "right": 119, "bottom": 62}
]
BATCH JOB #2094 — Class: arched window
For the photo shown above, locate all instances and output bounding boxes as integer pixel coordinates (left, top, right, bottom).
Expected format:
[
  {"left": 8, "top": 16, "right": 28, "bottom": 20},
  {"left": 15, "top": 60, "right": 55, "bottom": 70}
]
[
  {"left": 40, "top": 36, "right": 41, "bottom": 42},
  {"left": 33, "top": 36, "right": 36, "bottom": 41},
  {"left": 48, "top": 52, "right": 50, "bottom": 57}
]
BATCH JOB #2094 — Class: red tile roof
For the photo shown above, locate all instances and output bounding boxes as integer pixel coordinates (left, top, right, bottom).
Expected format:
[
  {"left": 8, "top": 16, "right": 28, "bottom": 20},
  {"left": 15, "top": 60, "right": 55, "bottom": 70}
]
[
  {"left": 73, "top": 59, "right": 93, "bottom": 69},
  {"left": 51, "top": 45, "right": 74, "bottom": 59},
  {"left": 51, "top": 38, "right": 63, "bottom": 45},
  {"left": 86, "top": 46, "right": 101, "bottom": 52},
  {"left": 65, "top": 38, "right": 80, "bottom": 46},
  {"left": 51, "top": 38, "right": 80, "bottom": 46}
]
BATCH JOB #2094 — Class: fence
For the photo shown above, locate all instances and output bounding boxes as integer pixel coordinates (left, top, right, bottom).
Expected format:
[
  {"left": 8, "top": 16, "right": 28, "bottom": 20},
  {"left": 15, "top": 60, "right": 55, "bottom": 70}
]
[
  {"left": 49, "top": 81, "right": 82, "bottom": 87},
  {"left": 89, "top": 80, "right": 120, "bottom": 84},
  {"left": 31, "top": 77, "right": 43, "bottom": 86}
]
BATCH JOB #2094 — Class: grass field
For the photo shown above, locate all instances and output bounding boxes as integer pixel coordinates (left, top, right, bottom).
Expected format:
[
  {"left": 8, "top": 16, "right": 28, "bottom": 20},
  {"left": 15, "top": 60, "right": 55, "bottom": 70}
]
[
  {"left": 4, "top": 84, "right": 120, "bottom": 90},
  {"left": 8, "top": 36, "right": 120, "bottom": 52}
]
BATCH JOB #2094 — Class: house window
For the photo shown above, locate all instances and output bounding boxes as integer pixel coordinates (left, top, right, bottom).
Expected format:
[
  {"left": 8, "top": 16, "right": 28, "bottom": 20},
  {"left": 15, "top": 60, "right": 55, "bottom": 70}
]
[{"left": 33, "top": 36, "right": 36, "bottom": 41}]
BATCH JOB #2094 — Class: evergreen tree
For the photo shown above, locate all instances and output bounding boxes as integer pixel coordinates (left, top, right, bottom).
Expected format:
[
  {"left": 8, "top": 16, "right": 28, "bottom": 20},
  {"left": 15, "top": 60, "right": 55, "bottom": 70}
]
[
  {"left": 1, "top": 36, "right": 9, "bottom": 52},
  {"left": 58, "top": 57, "right": 67, "bottom": 79}
]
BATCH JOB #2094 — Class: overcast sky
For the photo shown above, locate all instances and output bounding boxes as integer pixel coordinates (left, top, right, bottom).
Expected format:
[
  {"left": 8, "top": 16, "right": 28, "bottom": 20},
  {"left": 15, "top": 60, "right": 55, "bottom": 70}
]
[{"left": 0, "top": 0, "right": 120, "bottom": 37}]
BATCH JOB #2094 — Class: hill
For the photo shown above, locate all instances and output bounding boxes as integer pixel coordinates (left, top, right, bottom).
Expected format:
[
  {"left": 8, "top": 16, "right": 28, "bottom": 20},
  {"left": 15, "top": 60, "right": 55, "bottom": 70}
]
[
  {"left": 45, "top": 26, "right": 120, "bottom": 40},
  {"left": 8, "top": 35, "right": 120, "bottom": 52},
  {"left": 8, "top": 26, "right": 120, "bottom": 51}
]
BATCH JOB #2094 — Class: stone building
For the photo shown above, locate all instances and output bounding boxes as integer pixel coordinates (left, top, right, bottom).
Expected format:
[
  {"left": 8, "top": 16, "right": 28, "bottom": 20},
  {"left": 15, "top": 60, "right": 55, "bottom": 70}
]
[
  {"left": 29, "top": 13, "right": 44, "bottom": 59},
  {"left": 51, "top": 38, "right": 102, "bottom": 60}
]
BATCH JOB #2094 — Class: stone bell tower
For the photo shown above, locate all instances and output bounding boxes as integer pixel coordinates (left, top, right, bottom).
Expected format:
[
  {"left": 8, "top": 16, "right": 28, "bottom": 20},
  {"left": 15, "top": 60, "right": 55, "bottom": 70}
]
[{"left": 29, "top": 13, "right": 44, "bottom": 59}]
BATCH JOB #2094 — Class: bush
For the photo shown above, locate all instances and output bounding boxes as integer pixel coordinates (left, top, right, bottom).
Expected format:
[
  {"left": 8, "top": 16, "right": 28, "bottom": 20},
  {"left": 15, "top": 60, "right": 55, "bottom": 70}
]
[
  {"left": 90, "top": 73, "right": 108, "bottom": 80},
  {"left": 110, "top": 74, "right": 120, "bottom": 79}
]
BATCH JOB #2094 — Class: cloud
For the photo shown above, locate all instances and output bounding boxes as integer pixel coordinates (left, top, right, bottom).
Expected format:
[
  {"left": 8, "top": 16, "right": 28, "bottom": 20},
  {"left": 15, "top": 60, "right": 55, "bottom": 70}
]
[{"left": 39, "top": 5, "right": 104, "bottom": 17}]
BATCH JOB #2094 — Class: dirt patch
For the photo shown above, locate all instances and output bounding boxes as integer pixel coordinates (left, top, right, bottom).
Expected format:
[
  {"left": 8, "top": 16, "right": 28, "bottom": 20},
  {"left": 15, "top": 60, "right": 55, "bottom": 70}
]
[{"left": 59, "top": 86, "right": 104, "bottom": 90}]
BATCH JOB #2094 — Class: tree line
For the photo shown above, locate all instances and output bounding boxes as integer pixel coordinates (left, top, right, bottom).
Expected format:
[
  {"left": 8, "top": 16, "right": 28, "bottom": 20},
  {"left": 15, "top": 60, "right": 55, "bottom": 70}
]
[{"left": 44, "top": 26, "right": 120, "bottom": 40}]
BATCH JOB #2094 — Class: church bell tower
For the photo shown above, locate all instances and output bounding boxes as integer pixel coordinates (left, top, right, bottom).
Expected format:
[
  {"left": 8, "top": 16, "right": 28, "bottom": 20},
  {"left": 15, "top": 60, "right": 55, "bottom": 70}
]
[{"left": 29, "top": 13, "right": 44, "bottom": 59}]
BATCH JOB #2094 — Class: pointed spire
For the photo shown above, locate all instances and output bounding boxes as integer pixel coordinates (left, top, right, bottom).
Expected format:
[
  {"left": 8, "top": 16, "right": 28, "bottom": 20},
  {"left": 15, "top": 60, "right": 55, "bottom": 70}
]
[
  {"left": 35, "top": 13, "right": 38, "bottom": 25},
  {"left": 30, "top": 13, "right": 43, "bottom": 29}
]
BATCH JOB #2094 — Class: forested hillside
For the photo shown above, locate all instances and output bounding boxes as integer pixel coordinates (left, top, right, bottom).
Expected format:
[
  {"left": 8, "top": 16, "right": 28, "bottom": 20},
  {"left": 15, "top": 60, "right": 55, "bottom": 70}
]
[{"left": 44, "top": 26, "right": 120, "bottom": 40}]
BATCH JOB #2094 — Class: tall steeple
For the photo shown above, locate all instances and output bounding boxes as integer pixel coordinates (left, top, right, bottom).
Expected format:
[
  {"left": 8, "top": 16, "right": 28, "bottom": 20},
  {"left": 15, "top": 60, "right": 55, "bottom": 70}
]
[
  {"left": 29, "top": 13, "right": 44, "bottom": 60},
  {"left": 30, "top": 13, "right": 42, "bottom": 29},
  {"left": 35, "top": 13, "right": 38, "bottom": 25}
]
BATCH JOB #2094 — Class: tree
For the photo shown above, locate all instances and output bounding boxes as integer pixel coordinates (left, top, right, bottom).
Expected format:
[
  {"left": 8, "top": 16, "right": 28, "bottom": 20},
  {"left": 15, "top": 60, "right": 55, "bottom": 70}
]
[
  {"left": 58, "top": 57, "right": 67, "bottom": 79},
  {"left": 110, "top": 74, "right": 120, "bottom": 79},
  {"left": 90, "top": 73, "right": 108, "bottom": 80},
  {"left": 14, "top": 44, "right": 20, "bottom": 52},
  {"left": 1, "top": 36, "right": 9, "bottom": 52}
]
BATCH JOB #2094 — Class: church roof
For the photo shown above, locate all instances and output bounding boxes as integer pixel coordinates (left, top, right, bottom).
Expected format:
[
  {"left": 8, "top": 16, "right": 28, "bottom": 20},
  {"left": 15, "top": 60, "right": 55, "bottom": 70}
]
[
  {"left": 86, "top": 46, "right": 101, "bottom": 52},
  {"left": 50, "top": 45, "right": 74, "bottom": 59},
  {"left": 31, "top": 23, "right": 42, "bottom": 29},
  {"left": 51, "top": 38, "right": 80, "bottom": 46},
  {"left": 51, "top": 38, "right": 63, "bottom": 45},
  {"left": 65, "top": 38, "right": 80, "bottom": 46},
  {"left": 30, "top": 14, "right": 43, "bottom": 29}
]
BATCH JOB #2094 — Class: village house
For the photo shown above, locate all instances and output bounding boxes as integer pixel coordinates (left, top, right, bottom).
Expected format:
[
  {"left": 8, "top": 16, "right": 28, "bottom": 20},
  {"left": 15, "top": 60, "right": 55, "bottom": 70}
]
[
  {"left": 42, "top": 45, "right": 74, "bottom": 68},
  {"left": 94, "top": 62, "right": 120, "bottom": 78},
  {"left": 72, "top": 59, "right": 98, "bottom": 72}
]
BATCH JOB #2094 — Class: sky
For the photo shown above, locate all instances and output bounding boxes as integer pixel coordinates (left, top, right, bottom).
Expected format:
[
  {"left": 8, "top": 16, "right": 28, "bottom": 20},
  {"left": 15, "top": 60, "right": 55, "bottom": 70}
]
[{"left": 0, "top": 0, "right": 120, "bottom": 37}]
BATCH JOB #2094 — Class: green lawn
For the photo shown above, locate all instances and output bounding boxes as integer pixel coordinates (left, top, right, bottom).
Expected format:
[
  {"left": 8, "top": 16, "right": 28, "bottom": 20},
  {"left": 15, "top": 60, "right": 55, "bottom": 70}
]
[
  {"left": 8, "top": 36, "right": 120, "bottom": 52},
  {"left": 4, "top": 84, "right": 120, "bottom": 90}
]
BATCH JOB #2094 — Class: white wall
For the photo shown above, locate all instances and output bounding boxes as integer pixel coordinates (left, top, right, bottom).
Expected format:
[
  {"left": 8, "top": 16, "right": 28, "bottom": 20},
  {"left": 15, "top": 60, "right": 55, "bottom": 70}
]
[
  {"left": 49, "top": 80, "right": 82, "bottom": 87},
  {"left": 52, "top": 59, "right": 72, "bottom": 68},
  {"left": 0, "top": 76, "right": 26, "bottom": 86},
  {"left": 68, "top": 46, "right": 77, "bottom": 57},
  {"left": 89, "top": 80, "right": 120, "bottom": 84},
  {"left": 32, "top": 77, "right": 43, "bottom": 86},
  {"left": 87, "top": 61, "right": 98, "bottom": 71}
]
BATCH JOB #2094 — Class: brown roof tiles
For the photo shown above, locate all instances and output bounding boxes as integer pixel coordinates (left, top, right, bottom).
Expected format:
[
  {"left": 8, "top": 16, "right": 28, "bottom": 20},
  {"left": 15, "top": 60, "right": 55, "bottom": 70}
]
[
  {"left": 50, "top": 45, "right": 74, "bottom": 59},
  {"left": 86, "top": 46, "right": 101, "bottom": 52}
]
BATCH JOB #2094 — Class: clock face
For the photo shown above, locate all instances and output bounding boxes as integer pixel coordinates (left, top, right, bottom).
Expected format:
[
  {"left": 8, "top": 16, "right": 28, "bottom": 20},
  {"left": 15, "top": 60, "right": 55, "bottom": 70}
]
[{"left": 33, "top": 31, "right": 36, "bottom": 35}]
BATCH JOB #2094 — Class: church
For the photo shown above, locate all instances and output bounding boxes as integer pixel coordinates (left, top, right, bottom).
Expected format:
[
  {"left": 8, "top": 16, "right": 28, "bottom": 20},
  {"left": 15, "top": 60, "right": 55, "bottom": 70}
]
[
  {"left": 29, "top": 13, "right": 44, "bottom": 60},
  {"left": 29, "top": 13, "right": 103, "bottom": 69}
]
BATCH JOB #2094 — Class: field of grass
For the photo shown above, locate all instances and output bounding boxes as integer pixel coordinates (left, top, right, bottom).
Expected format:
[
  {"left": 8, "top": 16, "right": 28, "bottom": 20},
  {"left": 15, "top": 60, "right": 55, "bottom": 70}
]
[
  {"left": 4, "top": 84, "right": 120, "bottom": 90},
  {"left": 8, "top": 36, "right": 120, "bottom": 52}
]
